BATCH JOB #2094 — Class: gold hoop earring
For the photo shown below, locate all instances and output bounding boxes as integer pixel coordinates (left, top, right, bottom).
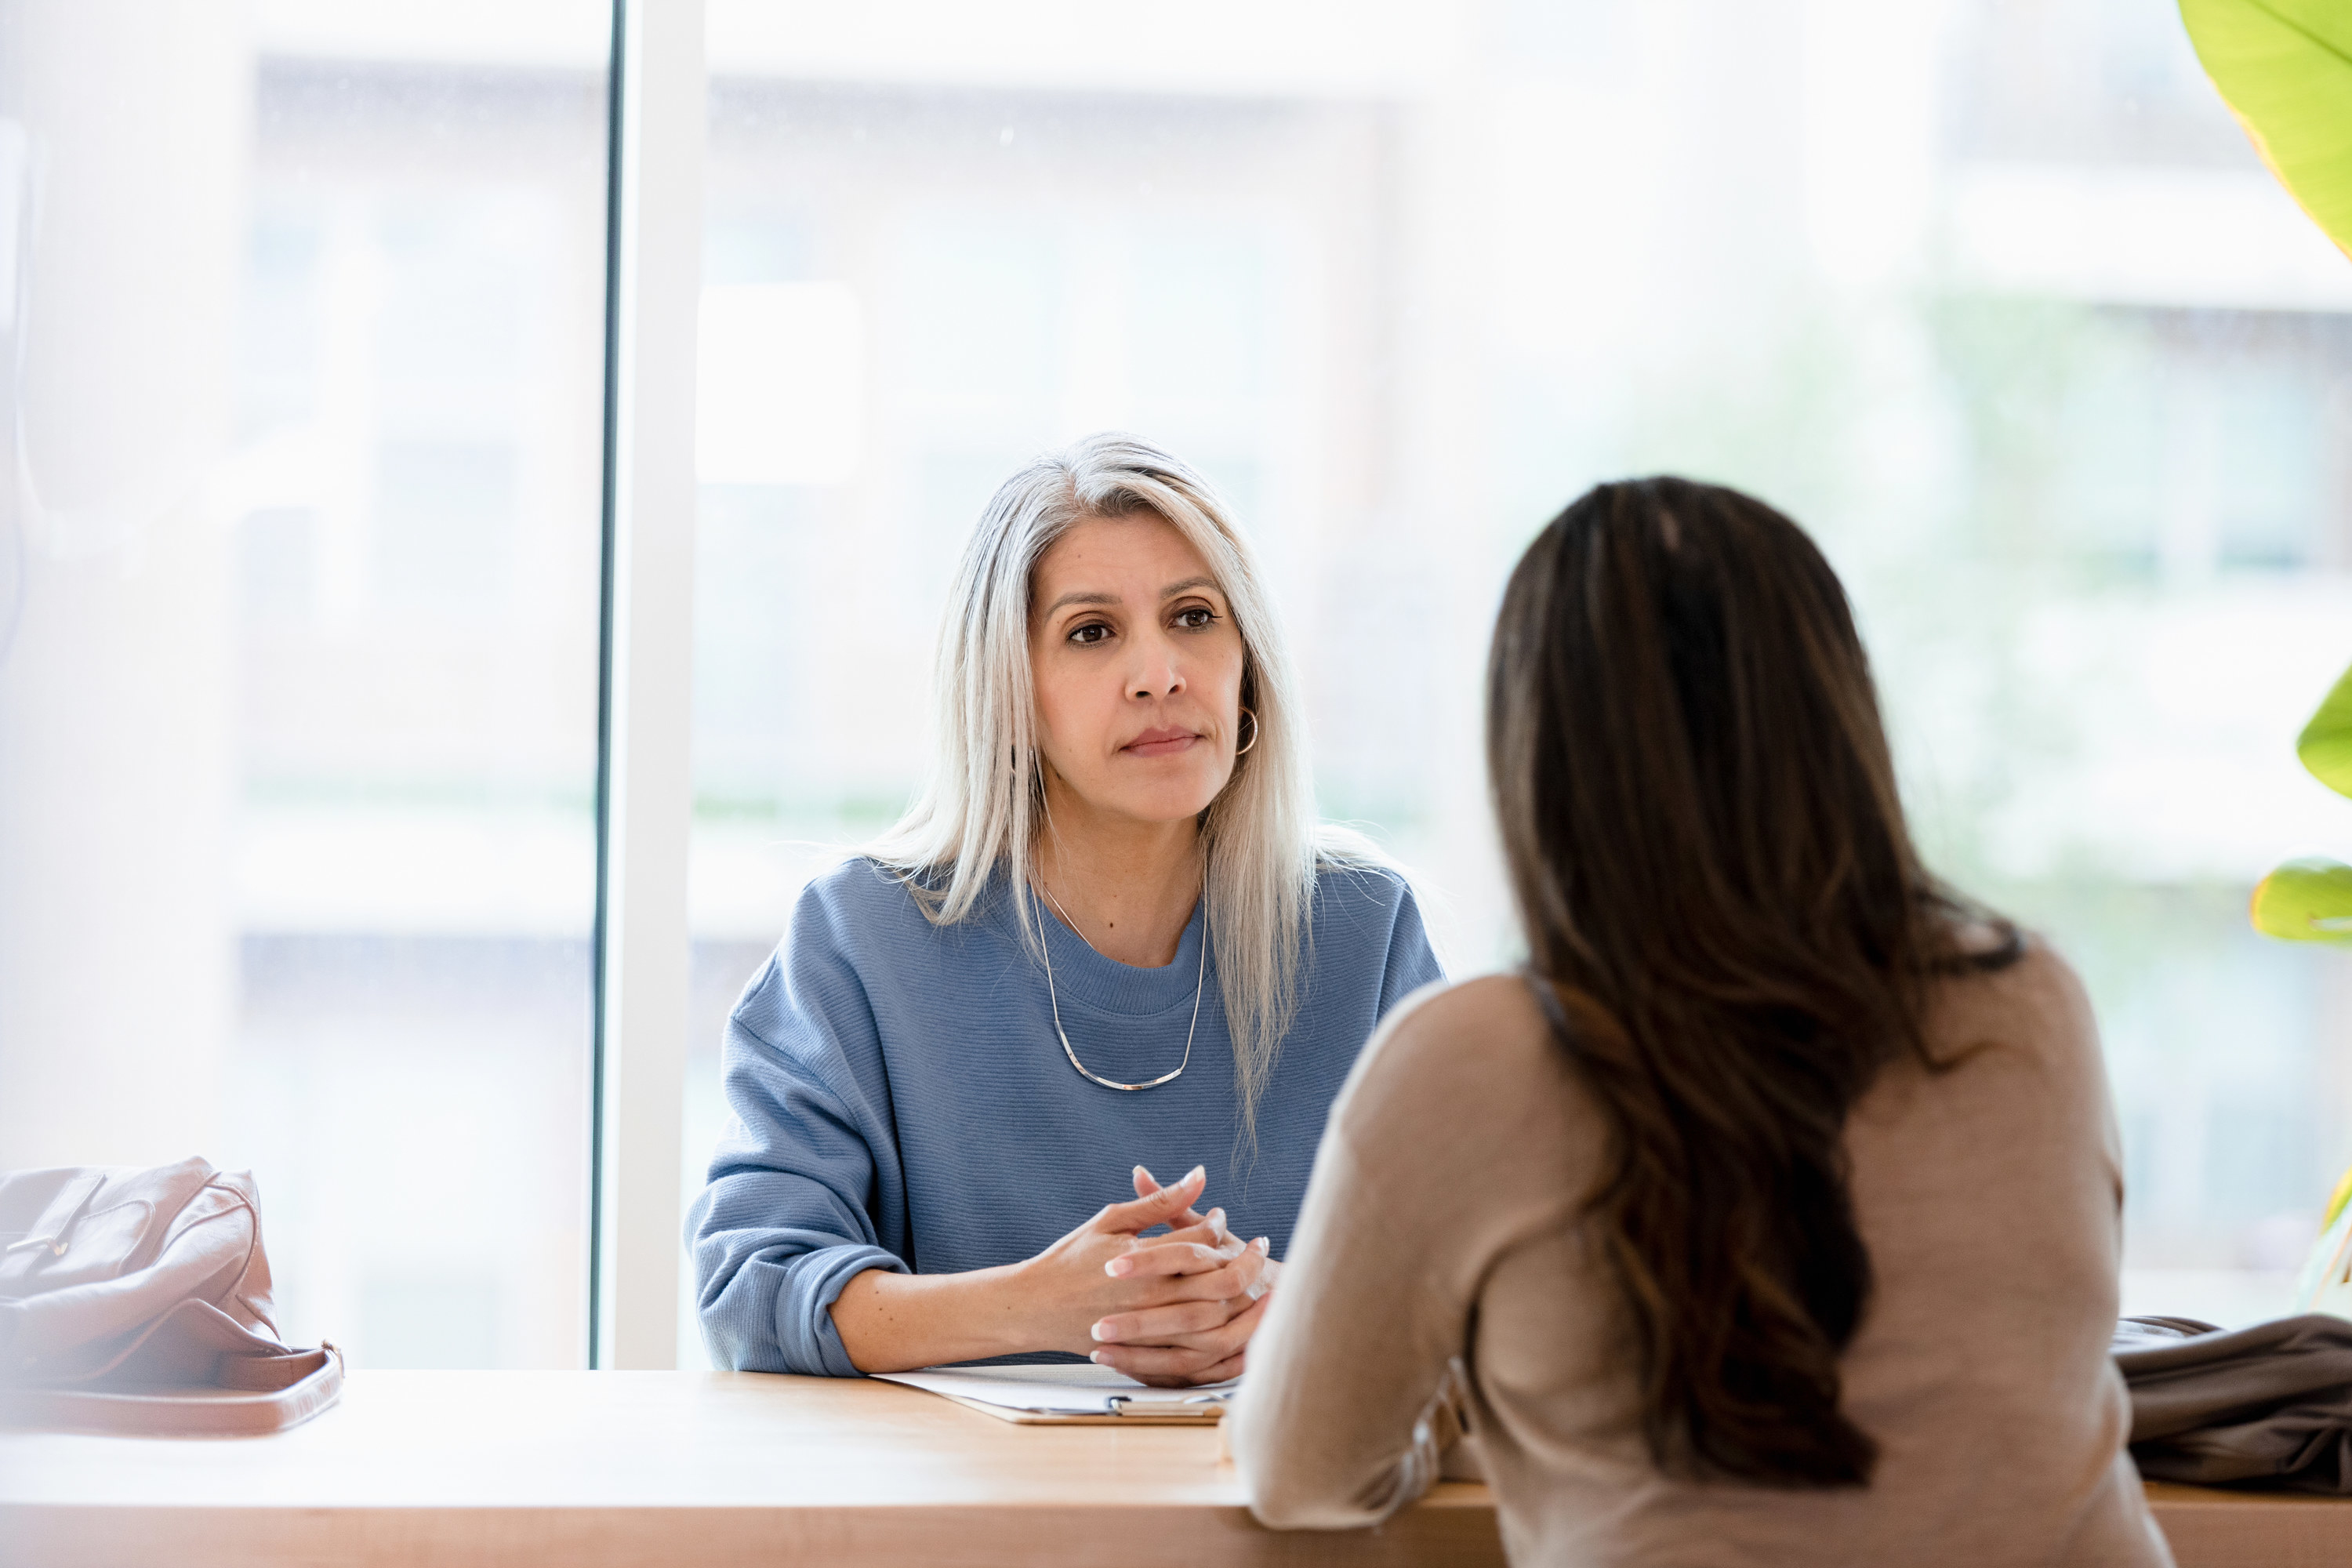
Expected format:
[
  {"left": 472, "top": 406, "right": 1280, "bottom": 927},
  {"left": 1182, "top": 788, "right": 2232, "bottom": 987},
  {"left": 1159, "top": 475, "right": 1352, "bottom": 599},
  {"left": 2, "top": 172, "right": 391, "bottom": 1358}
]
[{"left": 1235, "top": 708, "right": 1260, "bottom": 756}]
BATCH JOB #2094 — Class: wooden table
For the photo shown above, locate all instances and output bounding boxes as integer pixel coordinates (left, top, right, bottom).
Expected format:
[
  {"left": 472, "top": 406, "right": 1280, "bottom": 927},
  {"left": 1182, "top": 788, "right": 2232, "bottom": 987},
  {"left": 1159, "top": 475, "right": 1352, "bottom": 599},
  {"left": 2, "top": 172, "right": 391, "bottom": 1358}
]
[
  {"left": 2139, "top": 1482, "right": 2350, "bottom": 1568},
  {"left": 1, "top": 1372, "right": 2343, "bottom": 1566}
]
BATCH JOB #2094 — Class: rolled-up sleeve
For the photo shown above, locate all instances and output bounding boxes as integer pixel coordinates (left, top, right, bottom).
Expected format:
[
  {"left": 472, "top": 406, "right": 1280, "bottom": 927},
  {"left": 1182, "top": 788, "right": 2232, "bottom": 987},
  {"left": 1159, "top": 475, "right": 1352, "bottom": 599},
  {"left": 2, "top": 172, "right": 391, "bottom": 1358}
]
[{"left": 686, "top": 885, "right": 909, "bottom": 1375}]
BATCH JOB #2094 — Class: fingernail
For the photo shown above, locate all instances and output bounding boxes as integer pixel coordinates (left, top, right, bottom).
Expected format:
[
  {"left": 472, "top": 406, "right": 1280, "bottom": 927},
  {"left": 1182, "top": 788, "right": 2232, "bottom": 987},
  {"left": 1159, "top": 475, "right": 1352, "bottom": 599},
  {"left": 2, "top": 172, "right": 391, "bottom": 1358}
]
[
  {"left": 1254, "top": 1236, "right": 1270, "bottom": 1251},
  {"left": 1185, "top": 1164, "right": 1206, "bottom": 1185},
  {"left": 1105, "top": 1258, "right": 1130, "bottom": 1277},
  {"left": 1091, "top": 1321, "right": 1118, "bottom": 1342},
  {"left": 1089, "top": 1349, "right": 1106, "bottom": 1364}
]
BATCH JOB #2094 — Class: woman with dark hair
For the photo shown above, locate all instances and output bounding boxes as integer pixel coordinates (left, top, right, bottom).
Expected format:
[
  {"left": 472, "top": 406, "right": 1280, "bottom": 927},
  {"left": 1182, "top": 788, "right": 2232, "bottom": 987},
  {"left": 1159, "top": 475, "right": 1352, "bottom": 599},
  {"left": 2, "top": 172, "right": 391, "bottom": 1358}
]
[{"left": 1229, "top": 479, "right": 2170, "bottom": 1563}]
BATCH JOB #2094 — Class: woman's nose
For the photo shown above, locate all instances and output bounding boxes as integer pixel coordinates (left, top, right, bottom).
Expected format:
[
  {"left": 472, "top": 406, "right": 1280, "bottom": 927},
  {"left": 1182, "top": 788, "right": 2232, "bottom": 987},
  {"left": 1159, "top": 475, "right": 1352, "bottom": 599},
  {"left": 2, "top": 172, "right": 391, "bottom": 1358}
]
[{"left": 1129, "top": 637, "right": 1185, "bottom": 699}]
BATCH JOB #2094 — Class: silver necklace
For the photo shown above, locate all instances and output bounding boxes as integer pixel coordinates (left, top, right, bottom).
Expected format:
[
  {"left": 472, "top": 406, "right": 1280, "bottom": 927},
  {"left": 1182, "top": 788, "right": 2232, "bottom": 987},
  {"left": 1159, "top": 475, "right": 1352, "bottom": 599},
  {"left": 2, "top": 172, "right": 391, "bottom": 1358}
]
[{"left": 1033, "top": 877, "right": 1206, "bottom": 1092}]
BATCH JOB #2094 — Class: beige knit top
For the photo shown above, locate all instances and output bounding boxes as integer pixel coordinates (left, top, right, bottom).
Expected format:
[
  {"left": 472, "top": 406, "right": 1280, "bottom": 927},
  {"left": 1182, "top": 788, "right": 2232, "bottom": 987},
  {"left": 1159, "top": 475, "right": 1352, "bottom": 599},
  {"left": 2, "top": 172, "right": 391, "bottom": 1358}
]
[{"left": 1228, "top": 944, "right": 2174, "bottom": 1566}]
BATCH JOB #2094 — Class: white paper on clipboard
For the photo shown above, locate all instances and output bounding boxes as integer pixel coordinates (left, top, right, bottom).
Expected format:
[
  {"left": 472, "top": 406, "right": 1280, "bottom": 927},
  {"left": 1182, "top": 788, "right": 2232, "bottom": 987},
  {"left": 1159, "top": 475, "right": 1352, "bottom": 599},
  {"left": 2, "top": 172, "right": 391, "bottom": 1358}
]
[{"left": 873, "top": 1362, "right": 1239, "bottom": 1423}]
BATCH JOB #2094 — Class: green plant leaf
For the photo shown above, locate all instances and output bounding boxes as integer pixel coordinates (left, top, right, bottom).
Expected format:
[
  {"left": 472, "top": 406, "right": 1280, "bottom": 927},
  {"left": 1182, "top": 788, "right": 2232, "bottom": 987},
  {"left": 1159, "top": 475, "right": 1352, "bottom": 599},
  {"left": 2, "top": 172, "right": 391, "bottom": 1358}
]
[
  {"left": 2252, "top": 857, "right": 2352, "bottom": 944},
  {"left": 2180, "top": 0, "right": 2352, "bottom": 260},
  {"left": 2300, "top": 660, "right": 2352, "bottom": 798}
]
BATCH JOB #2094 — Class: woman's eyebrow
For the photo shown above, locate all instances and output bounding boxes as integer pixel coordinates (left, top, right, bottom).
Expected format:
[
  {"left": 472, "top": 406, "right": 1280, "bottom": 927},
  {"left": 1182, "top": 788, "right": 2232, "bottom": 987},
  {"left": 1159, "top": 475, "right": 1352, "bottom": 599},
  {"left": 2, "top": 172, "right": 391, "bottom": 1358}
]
[{"left": 1040, "top": 576, "right": 1218, "bottom": 618}]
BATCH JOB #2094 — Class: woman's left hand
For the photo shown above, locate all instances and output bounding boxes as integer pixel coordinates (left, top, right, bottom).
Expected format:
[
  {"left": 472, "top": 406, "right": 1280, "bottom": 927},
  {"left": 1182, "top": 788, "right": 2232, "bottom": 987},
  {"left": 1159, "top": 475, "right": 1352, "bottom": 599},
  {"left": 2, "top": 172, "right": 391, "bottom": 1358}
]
[
  {"left": 1085, "top": 1166, "right": 1282, "bottom": 1385},
  {"left": 1089, "top": 1286, "right": 1268, "bottom": 1385},
  {"left": 1122, "top": 1163, "right": 1285, "bottom": 1300}
]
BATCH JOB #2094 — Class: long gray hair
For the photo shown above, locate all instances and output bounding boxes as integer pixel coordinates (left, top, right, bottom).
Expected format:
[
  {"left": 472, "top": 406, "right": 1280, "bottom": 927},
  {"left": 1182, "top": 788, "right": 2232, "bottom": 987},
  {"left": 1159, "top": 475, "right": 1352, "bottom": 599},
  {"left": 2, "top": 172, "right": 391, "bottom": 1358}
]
[{"left": 872, "top": 432, "right": 1364, "bottom": 1126}]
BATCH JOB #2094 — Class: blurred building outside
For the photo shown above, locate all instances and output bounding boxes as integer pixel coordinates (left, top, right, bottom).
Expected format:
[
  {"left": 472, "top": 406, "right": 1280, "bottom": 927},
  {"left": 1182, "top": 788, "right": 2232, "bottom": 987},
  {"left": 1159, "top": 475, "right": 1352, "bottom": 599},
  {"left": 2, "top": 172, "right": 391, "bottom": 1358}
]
[{"left": 0, "top": 0, "right": 2346, "bottom": 1371}]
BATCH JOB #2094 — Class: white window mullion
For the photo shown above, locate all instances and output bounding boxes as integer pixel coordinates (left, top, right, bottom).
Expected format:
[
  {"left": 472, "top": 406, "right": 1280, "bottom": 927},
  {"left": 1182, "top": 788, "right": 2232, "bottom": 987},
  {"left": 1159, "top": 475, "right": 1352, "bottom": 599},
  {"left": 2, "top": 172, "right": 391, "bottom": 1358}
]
[{"left": 594, "top": 0, "right": 703, "bottom": 1372}]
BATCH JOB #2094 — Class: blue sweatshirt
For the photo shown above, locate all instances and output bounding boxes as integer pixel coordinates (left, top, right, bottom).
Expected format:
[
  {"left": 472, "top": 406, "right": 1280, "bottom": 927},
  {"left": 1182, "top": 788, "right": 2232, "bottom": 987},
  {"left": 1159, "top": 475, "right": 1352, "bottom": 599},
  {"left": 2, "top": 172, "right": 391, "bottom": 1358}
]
[{"left": 687, "top": 855, "right": 1443, "bottom": 1375}]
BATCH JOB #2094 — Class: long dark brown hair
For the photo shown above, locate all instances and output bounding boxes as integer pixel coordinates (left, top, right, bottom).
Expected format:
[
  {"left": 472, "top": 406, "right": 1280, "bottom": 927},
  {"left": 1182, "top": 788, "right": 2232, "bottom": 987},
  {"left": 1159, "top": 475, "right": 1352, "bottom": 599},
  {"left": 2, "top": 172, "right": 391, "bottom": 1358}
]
[{"left": 1486, "top": 477, "right": 2018, "bottom": 1488}]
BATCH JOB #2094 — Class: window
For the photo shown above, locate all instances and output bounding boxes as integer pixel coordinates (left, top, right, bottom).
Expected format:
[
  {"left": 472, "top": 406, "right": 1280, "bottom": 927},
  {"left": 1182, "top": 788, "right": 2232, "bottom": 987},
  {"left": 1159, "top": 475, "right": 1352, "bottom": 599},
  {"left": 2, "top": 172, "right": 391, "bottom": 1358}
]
[
  {"left": 684, "top": 0, "right": 2352, "bottom": 1352},
  {"left": 0, "top": 3, "right": 613, "bottom": 1368},
  {"left": 7, "top": 2, "right": 2344, "bottom": 1372}
]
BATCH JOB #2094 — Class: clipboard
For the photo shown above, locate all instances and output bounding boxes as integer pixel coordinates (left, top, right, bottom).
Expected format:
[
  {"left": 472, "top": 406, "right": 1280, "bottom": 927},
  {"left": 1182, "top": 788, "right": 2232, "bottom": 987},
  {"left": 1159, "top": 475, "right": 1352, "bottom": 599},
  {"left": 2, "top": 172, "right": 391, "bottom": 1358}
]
[{"left": 873, "top": 1363, "right": 1236, "bottom": 1425}]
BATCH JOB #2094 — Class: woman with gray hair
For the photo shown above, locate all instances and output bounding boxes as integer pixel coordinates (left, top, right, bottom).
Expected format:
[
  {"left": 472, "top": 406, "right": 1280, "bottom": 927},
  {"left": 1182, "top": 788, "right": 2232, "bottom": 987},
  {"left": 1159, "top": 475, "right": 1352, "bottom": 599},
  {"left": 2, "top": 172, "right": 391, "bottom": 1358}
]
[{"left": 688, "top": 433, "right": 1441, "bottom": 1385}]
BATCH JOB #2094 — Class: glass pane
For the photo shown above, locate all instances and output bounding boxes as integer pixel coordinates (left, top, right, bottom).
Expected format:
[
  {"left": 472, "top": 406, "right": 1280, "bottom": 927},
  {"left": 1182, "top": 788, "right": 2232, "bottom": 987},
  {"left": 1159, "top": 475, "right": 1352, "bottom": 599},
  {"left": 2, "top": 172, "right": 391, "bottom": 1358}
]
[
  {"left": 684, "top": 0, "right": 2352, "bottom": 1356},
  {"left": 0, "top": 2, "right": 613, "bottom": 1369}
]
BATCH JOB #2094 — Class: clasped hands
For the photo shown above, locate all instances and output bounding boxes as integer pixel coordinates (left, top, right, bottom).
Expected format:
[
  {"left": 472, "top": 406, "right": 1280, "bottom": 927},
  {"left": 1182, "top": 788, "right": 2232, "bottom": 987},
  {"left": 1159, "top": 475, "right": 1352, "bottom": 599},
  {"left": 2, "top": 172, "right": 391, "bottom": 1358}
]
[{"left": 1024, "top": 1163, "right": 1279, "bottom": 1386}]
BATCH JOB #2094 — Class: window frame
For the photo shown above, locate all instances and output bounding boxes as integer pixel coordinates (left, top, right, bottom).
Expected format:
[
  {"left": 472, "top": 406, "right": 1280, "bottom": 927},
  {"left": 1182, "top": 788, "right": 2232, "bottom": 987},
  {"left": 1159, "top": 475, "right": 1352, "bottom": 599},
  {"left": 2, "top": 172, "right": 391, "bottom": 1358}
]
[{"left": 589, "top": 0, "right": 705, "bottom": 1370}]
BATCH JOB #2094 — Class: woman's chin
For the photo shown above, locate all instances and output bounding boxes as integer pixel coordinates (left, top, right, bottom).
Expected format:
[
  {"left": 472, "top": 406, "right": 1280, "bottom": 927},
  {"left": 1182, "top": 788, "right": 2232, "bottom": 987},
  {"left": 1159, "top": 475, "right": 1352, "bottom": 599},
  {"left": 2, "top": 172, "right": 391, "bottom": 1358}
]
[
  {"left": 1051, "top": 757, "right": 1229, "bottom": 828},
  {"left": 1076, "top": 781, "right": 1228, "bottom": 829},
  {"left": 1134, "top": 795, "right": 1225, "bottom": 828}
]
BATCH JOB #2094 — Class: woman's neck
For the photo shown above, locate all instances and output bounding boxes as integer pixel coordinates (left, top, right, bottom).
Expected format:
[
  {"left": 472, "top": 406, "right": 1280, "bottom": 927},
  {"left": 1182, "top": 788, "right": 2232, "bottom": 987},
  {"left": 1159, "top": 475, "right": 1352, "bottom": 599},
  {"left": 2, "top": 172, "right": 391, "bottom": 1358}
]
[{"left": 1033, "top": 779, "right": 1203, "bottom": 969}]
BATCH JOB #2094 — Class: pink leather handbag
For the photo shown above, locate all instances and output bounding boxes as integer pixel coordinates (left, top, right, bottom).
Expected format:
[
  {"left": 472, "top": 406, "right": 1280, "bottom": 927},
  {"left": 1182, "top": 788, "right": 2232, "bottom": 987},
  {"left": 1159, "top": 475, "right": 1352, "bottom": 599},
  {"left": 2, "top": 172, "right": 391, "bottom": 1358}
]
[{"left": 0, "top": 1156, "right": 342, "bottom": 1436}]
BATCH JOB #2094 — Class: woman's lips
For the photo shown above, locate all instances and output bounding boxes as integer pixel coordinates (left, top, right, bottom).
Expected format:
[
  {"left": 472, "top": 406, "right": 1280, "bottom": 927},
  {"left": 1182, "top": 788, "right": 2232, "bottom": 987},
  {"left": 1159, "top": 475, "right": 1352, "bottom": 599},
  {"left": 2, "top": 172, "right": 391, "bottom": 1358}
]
[{"left": 1123, "top": 728, "right": 1200, "bottom": 757}]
